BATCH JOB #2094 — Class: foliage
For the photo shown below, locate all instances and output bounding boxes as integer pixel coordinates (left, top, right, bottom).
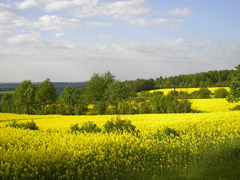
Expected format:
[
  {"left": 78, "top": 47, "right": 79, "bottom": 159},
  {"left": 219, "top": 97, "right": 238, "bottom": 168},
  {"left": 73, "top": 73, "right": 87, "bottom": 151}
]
[
  {"left": 13, "top": 80, "right": 37, "bottom": 114},
  {"left": 227, "top": 64, "right": 240, "bottom": 103},
  {"left": 35, "top": 78, "right": 57, "bottom": 108},
  {"left": 139, "top": 101, "right": 152, "bottom": 114},
  {"left": 105, "top": 81, "right": 133, "bottom": 113},
  {"left": 229, "top": 105, "right": 240, "bottom": 111},
  {"left": 94, "top": 101, "right": 107, "bottom": 115},
  {"left": 58, "top": 86, "right": 88, "bottom": 115},
  {"left": 191, "top": 88, "right": 211, "bottom": 99},
  {"left": 103, "top": 117, "right": 136, "bottom": 133},
  {"left": 0, "top": 69, "right": 234, "bottom": 116},
  {"left": 164, "top": 127, "right": 179, "bottom": 137},
  {"left": 86, "top": 71, "right": 115, "bottom": 104},
  {"left": 154, "top": 69, "right": 233, "bottom": 89},
  {"left": 70, "top": 121, "right": 101, "bottom": 133},
  {"left": 214, "top": 88, "right": 228, "bottom": 98},
  {"left": 74, "top": 104, "right": 87, "bottom": 115},
  {"left": 6, "top": 120, "right": 39, "bottom": 130},
  {"left": 151, "top": 92, "right": 192, "bottom": 113},
  {"left": 0, "top": 93, "right": 14, "bottom": 113}
]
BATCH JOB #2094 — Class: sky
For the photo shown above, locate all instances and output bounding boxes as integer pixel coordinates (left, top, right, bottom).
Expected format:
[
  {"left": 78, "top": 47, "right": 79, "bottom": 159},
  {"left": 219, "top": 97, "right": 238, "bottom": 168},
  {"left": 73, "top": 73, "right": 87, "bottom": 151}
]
[{"left": 0, "top": 0, "right": 240, "bottom": 82}]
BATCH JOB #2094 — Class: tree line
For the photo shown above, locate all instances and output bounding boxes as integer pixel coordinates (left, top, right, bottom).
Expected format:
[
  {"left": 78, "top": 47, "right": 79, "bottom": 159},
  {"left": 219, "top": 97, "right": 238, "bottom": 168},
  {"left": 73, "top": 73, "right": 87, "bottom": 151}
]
[
  {"left": 123, "top": 69, "right": 233, "bottom": 92},
  {"left": 0, "top": 66, "right": 239, "bottom": 115},
  {"left": 0, "top": 72, "right": 193, "bottom": 115}
]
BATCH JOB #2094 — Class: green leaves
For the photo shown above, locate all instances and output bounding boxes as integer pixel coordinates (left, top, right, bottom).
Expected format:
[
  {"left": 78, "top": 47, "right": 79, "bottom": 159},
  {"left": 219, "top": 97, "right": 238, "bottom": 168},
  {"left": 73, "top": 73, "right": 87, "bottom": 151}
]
[{"left": 227, "top": 65, "right": 240, "bottom": 103}]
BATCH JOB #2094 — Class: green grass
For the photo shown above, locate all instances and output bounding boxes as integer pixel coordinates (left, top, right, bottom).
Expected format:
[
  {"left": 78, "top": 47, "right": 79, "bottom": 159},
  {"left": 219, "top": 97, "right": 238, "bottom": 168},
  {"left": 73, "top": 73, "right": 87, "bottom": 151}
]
[{"left": 185, "top": 145, "right": 240, "bottom": 180}]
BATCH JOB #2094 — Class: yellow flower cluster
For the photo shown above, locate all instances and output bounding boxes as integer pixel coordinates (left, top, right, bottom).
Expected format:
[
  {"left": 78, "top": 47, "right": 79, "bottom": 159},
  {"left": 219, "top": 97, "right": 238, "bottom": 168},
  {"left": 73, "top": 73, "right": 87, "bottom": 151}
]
[
  {"left": 148, "top": 87, "right": 230, "bottom": 95},
  {"left": 1, "top": 111, "right": 240, "bottom": 179}
]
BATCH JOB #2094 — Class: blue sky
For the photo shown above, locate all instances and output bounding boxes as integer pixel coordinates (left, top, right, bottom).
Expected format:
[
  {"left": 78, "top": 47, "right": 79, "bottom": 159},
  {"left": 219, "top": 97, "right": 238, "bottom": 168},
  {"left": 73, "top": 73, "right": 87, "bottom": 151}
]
[{"left": 0, "top": 0, "right": 240, "bottom": 82}]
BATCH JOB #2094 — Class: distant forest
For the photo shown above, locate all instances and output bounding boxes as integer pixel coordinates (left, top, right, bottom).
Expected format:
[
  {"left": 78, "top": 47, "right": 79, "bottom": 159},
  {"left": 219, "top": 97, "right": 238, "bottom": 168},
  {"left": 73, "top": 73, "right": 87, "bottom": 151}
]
[
  {"left": 123, "top": 69, "right": 233, "bottom": 92},
  {"left": 0, "top": 69, "right": 234, "bottom": 95}
]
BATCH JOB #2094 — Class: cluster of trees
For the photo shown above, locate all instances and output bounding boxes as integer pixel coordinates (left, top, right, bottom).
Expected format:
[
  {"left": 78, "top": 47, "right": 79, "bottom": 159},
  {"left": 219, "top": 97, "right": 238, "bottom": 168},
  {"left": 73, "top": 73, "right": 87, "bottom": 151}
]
[
  {"left": 123, "top": 69, "right": 233, "bottom": 92},
  {"left": 1, "top": 65, "right": 240, "bottom": 115},
  {"left": 0, "top": 72, "right": 194, "bottom": 115},
  {"left": 0, "top": 79, "right": 57, "bottom": 114}
]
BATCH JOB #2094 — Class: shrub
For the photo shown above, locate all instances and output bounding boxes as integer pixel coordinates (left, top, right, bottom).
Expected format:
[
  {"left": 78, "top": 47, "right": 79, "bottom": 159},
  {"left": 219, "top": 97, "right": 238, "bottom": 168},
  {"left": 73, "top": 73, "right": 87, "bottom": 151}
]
[
  {"left": 151, "top": 92, "right": 193, "bottom": 113},
  {"left": 70, "top": 123, "right": 80, "bottom": 132},
  {"left": 176, "top": 99, "right": 192, "bottom": 113},
  {"left": 103, "top": 117, "right": 136, "bottom": 134},
  {"left": 214, "top": 88, "right": 228, "bottom": 98},
  {"left": 230, "top": 105, "right": 240, "bottom": 111},
  {"left": 178, "top": 91, "right": 191, "bottom": 99},
  {"left": 70, "top": 121, "right": 101, "bottom": 133},
  {"left": 7, "top": 120, "right": 39, "bottom": 130},
  {"left": 191, "top": 88, "right": 211, "bottom": 99},
  {"left": 164, "top": 127, "right": 179, "bottom": 137}
]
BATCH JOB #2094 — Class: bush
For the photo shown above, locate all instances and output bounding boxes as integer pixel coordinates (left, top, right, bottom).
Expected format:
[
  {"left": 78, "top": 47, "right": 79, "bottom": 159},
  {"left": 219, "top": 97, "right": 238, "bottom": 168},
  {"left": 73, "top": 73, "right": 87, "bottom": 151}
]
[
  {"left": 178, "top": 91, "right": 191, "bottom": 99},
  {"left": 214, "top": 88, "right": 228, "bottom": 98},
  {"left": 7, "top": 120, "right": 39, "bottom": 130},
  {"left": 103, "top": 117, "right": 136, "bottom": 134},
  {"left": 191, "top": 88, "right": 211, "bottom": 99},
  {"left": 230, "top": 105, "right": 240, "bottom": 111},
  {"left": 70, "top": 121, "right": 101, "bottom": 133},
  {"left": 164, "top": 127, "right": 179, "bottom": 137},
  {"left": 151, "top": 92, "right": 193, "bottom": 113},
  {"left": 176, "top": 99, "right": 192, "bottom": 113}
]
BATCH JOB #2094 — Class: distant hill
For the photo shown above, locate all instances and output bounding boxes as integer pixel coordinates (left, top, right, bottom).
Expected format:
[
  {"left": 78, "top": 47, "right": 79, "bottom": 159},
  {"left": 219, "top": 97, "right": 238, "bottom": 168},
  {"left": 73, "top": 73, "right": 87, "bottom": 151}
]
[{"left": 0, "top": 82, "right": 86, "bottom": 96}]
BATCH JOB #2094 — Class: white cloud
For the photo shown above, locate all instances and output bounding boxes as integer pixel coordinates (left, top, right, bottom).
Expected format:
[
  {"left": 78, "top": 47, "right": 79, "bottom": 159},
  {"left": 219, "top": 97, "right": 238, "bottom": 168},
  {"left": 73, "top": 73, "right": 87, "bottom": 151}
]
[
  {"left": 44, "top": 0, "right": 96, "bottom": 12},
  {"left": 1, "top": 34, "right": 239, "bottom": 81},
  {"left": 72, "top": 0, "right": 151, "bottom": 23},
  {"left": 37, "top": 15, "right": 83, "bottom": 30},
  {"left": 55, "top": 32, "right": 64, "bottom": 38},
  {"left": 16, "top": 0, "right": 38, "bottom": 10},
  {"left": 0, "top": 30, "right": 10, "bottom": 42},
  {"left": 130, "top": 18, "right": 184, "bottom": 26},
  {"left": 13, "top": 15, "right": 112, "bottom": 31},
  {"left": 0, "top": 4, "right": 17, "bottom": 23},
  {"left": 7, "top": 32, "right": 43, "bottom": 46},
  {"left": 167, "top": 8, "right": 192, "bottom": 16},
  {"left": 11, "top": 0, "right": 187, "bottom": 27}
]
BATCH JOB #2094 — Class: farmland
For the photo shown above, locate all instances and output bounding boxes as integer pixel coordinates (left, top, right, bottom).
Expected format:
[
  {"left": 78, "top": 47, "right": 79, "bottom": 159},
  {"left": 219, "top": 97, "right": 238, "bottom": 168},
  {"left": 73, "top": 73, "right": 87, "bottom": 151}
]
[
  {"left": 1, "top": 101, "right": 240, "bottom": 179},
  {"left": 148, "top": 87, "right": 230, "bottom": 95},
  {"left": 1, "top": 83, "right": 240, "bottom": 179}
]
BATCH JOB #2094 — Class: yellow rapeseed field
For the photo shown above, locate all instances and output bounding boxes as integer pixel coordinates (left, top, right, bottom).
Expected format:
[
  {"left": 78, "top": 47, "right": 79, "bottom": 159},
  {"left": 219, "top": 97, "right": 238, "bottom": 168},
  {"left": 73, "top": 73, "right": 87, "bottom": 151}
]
[
  {"left": 148, "top": 87, "right": 230, "bottom": 95},
  {"left": 191, "top": 98, "right": 240, "bottom": 112},
  {"left": 0, "top": 87, "right": 239, "bottom": 179},
  {"left": 1, "top": 110, "right": 240, "bottom": 179}
]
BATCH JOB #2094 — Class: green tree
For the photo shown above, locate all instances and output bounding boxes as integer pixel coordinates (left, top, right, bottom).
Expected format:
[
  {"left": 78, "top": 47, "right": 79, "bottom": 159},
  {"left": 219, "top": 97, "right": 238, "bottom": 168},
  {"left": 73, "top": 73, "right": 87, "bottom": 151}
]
[
  {"left": 86, "top": 71, "right": 115, "bottom": 104},
  {"left": 1, "top": 93, "right": 14, "bottom": 113},
  {"left": 227, "top": 65, "right": 240, "bottom": 102},
  {"left": 58, "top": 86, "right": 76, "bottom": 114},
  {"left": 58, "top": 86, "right": 88, "bottom": 115},
  {"left": 73, "top": 88, "right": 88, "bottom": 115},
  {"left": 35, "top": 79, "right": 57, "bottom": 113},
  {"left": 13, "top": 80, "right": 37, "bottom": 114},
  {"left": 105, "top": 81, "right": 132, "bottom": 113}
]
